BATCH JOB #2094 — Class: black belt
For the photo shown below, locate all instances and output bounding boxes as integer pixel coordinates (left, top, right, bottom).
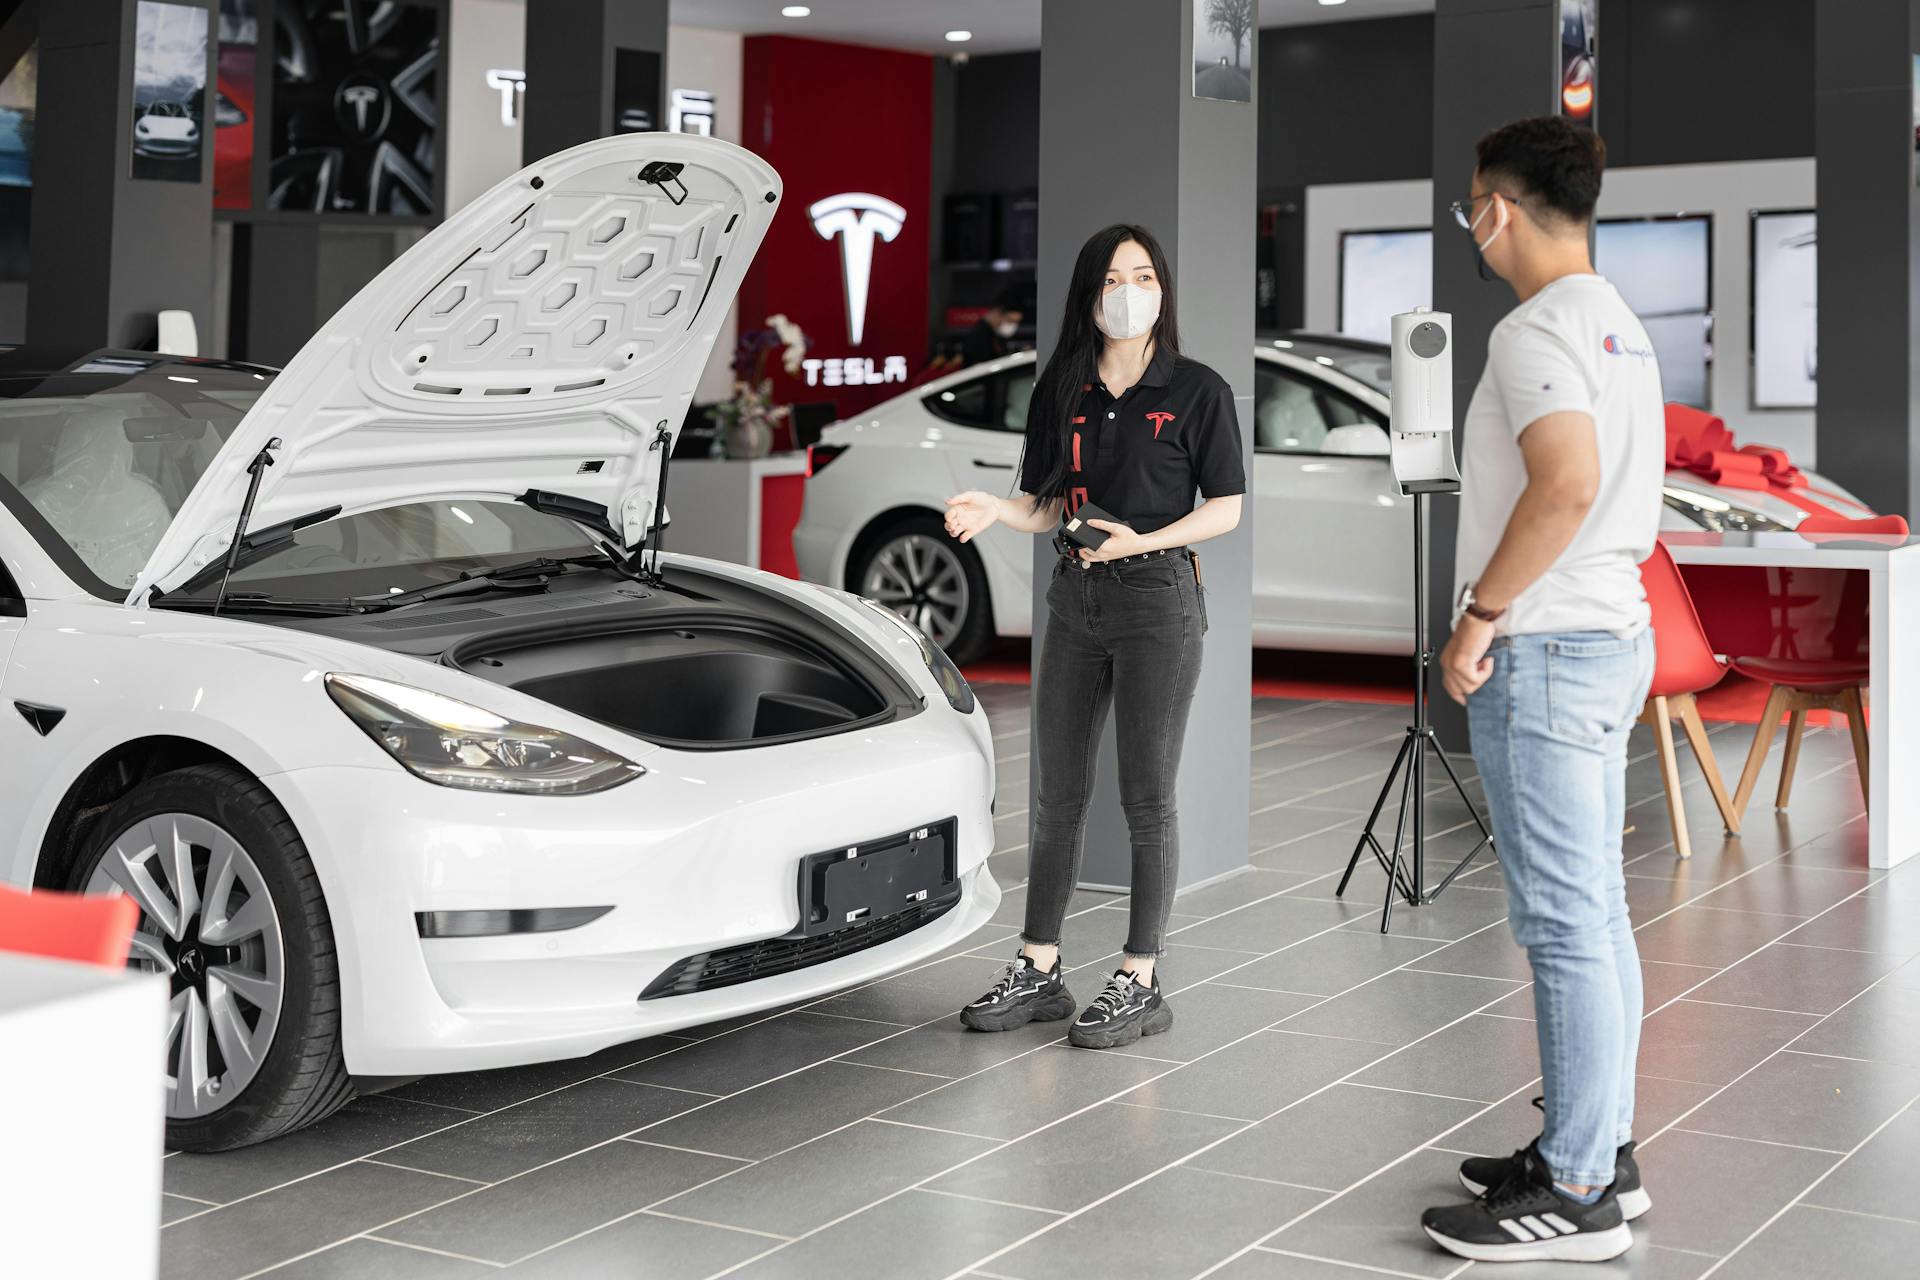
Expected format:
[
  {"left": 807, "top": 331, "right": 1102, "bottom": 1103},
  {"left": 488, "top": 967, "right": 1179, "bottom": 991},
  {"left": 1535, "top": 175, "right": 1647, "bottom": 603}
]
[{"left": 1053, "top": 534, "right": 1193, "bottom": 569}]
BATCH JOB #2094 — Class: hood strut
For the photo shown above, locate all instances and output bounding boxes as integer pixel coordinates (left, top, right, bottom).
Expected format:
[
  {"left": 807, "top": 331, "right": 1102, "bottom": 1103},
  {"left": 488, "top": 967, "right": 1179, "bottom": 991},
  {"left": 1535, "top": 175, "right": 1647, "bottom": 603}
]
[
  {"left": 642, "top": 421, "right": 672, "bottom": 583},
  {"left": 213, "top": 438, "right": 280, "bottom": 616}
]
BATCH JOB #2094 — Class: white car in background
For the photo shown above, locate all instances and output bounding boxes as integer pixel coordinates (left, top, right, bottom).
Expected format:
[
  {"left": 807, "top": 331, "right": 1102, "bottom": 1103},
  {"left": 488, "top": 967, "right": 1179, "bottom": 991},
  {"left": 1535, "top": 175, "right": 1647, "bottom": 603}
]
[
  {"left": 794, "top": 335, "right": 1871, "bottom": 663},
  {"left": 0, "top": 136, "right": 996, "bottom": 1151}
]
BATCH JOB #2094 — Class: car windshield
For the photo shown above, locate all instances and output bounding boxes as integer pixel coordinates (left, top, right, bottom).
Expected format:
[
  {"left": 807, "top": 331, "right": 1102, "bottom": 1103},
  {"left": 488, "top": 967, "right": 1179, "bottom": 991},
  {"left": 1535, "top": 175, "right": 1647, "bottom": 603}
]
[
  {"left": 1267, "top": 337, "right": 1394, "bottom": 394},
  {"left": 174, "top": 499, "right": 602, "bottom": 604},
  {"left": 0, "top": 360, "right": 265, "bottom": 591}
]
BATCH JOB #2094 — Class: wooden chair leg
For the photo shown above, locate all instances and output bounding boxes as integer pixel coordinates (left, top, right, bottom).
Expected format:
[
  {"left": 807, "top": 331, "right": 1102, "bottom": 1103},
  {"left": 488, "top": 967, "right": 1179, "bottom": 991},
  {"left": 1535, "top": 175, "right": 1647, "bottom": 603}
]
[
  {"left": 1775, "top": 709, "right": 1807, "bottom": 810},
  {"left": 1676, "top": 692, "right": 1740, "bottom": 835},
  {"left": 1731, "top": 685, "right": 1791, "bottom": 818},
  {"left": 1649, "top": 696, "right": 1692, "bottom": 860},
  {"left": 1841, "top": 684, "right": 1870, "bottom": 810}
]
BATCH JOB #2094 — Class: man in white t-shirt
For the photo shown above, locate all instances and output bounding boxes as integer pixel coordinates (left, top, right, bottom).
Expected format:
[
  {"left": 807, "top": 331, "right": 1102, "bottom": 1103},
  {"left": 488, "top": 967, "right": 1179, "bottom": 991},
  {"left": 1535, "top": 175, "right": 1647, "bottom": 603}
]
[{"left": 1419, "top": 117, "right": 1663, "bottom": 1266}]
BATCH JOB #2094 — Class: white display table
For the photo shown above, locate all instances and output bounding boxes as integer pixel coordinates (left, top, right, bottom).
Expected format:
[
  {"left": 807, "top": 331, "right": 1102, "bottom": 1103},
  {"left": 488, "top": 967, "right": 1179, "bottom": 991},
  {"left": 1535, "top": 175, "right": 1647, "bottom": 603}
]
[
  {"left": 0, "top": 953, "right": 167, "bottom": 1278},
  {"left": 1664, "top": 530, "right": 1919, "bottom": 869},
  {"left": 660, "top": 453, "right": 810, "bottom": 574}
]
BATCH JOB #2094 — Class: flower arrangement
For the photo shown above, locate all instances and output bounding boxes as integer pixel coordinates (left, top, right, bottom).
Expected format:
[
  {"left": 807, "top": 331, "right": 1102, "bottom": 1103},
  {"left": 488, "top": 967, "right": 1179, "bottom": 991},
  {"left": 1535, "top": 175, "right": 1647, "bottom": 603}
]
[{"left": 713, "top": 314, "right": 809, "bottom": 458}]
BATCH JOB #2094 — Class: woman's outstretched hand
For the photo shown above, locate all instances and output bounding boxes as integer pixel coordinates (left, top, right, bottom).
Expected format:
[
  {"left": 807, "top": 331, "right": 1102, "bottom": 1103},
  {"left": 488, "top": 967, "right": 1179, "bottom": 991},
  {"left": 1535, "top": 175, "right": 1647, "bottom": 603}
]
[{"left": 945, "top": 492, "right": 1001, "bottom": 543}]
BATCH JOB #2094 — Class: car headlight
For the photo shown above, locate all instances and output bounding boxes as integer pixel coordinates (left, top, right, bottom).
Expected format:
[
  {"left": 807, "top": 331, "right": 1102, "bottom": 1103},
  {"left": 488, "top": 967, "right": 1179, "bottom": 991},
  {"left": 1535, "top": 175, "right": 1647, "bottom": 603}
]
[
  {"left": 1662, "top": 486, "right": 1789, "bottom": 533},
  {"left": 847, "top": 596, "right": 977, "bottom": 716},
  {"left": 325, "top": 673, "right": 643, "bottom": 795}
]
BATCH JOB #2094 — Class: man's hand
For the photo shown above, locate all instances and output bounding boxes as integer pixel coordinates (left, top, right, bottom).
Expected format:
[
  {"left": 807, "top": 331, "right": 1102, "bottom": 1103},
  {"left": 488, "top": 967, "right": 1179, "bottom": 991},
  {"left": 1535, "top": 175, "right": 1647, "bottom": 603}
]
[
  {"left": 1439, "top": 614, "right": 1497, "bottom": 705},
  {"left": 1077, "top": 519, "right": 1147, "bottom": 562}
]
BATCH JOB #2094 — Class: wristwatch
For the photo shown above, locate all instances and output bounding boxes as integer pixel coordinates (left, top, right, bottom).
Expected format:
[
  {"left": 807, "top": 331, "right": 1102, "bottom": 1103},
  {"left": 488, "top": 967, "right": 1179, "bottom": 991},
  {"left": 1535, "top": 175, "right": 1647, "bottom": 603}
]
[{"left": 1458, "top": 582, "right": 1506, "bottom": 624}]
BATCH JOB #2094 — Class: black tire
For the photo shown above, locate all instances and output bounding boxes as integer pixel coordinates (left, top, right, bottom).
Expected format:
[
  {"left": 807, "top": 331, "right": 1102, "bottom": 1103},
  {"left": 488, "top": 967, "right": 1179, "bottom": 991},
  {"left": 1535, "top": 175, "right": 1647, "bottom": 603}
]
[
  {"left": 69, "top": 764, "right": 353, "bottom": 1151},
  {"left": 850, "top": 514, "right": 995, "bottom": 666}
]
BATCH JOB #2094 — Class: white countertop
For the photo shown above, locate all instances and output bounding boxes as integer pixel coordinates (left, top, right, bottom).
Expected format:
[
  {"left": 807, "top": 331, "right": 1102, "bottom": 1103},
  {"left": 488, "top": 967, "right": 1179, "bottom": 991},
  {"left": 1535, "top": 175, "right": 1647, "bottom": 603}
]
[{"left": 1662, "top": 530, "right": 1920, "bottom": 568}]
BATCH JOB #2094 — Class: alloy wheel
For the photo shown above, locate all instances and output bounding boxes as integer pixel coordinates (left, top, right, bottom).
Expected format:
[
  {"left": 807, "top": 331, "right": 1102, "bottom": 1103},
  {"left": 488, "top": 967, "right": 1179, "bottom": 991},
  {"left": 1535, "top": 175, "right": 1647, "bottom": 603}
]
[
  {"left": 863, "top": 533, "right": 971, "bottom": 650},
  {"left": 85, "top": 813, "right": 286, "bottom": 1120}
]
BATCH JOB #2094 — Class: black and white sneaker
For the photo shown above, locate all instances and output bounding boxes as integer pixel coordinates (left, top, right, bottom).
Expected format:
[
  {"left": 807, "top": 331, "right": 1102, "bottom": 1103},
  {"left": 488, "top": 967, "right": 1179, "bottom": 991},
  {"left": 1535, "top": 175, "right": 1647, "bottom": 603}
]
[
  {"left": 959, "top": 953, "right": 1075, "bottom": 1031},
  {"left": 1423, "top": 1142, "right": 1633, "bottom": 1264},
  {"left": 1458, "top": 1100, "right": 1651, "bottom": 1221},
  {"left": 1067, "top": 968, "right": 1173, "bottom": 1049}
]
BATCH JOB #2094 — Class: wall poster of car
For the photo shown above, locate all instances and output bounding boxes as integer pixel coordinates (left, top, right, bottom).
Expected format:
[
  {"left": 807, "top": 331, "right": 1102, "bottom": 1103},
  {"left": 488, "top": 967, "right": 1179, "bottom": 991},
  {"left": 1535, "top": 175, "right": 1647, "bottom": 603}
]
[
  {"left": 130, "top": 1, "right": 209, "bottom": 183},
  {"left": 214, "top": 0, "right": 257, "bottom": 210},
  {"left": 1560, "top": 0, "right": 1596, "bottom": 123},
  {"left": 1751, "top": 210, "right": 1817, "bottom": 409},
  {"left": 270, "top": 0, "right": 439, "bottom": 216},
  {"left": 1194, "top": 0, "right": 1254, "bottom": 104}
]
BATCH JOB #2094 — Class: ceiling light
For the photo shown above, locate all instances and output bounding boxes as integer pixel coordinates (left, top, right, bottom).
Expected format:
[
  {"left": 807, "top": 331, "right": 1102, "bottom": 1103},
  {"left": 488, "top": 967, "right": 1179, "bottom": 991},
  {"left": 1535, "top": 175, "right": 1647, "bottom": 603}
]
[
  {"left": 1318, "top": 0, "right": 1349, "bottom": 6},
  {"left": 945, "top": 30, "right": 972, "bottom": 42},
  {"left": 780, "top": 5, "right": 810, "bottom": 17}
]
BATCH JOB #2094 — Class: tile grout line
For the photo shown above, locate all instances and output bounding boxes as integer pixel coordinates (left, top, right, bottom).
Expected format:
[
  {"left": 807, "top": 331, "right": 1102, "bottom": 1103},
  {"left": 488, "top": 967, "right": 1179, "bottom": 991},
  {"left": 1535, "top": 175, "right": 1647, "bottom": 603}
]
[{"left": 1699, "top": 1098, "right": 1918, "bottom": 1278}]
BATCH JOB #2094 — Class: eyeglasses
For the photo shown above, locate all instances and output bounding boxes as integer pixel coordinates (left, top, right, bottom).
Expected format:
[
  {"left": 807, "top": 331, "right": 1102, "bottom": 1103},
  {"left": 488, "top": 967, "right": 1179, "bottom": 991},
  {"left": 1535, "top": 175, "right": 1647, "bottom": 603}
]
[{"left": 1449, "top": 192, "right": 1522, "bottom": 230}]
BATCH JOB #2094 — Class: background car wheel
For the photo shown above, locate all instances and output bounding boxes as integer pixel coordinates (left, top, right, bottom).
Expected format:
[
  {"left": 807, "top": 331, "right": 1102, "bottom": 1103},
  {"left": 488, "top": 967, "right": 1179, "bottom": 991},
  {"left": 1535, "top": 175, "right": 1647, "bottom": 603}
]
[
  {"left": 72, "top": 764, "right": 352, "bottom": 1151},
  {"left": 852, "top": 515, "right": 993, "bottom": 666}
]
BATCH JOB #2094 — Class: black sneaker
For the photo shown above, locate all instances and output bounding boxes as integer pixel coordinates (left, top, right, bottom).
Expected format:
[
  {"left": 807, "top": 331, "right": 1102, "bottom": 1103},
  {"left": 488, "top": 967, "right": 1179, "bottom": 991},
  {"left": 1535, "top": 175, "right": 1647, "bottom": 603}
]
[
  {"left": 1458, "top": 1100, "right": 1651, "bottom": 1221},
  {"left": 959, "top": 953, "right": 1075, "bottom": 1031},
  {"left": 1423, "top": 1141, "right": 1633, "bottom": 1264},
  {"left": 1067, "top": 968, "right": 1173, "bottom": 1049}
]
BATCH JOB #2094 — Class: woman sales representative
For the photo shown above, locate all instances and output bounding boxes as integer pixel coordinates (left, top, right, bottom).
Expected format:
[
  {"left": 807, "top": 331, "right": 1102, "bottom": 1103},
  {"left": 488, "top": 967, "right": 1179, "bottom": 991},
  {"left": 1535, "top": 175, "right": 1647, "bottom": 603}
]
[{"left": 942, "top": 224, "right": 1245, "bottom": 1049}]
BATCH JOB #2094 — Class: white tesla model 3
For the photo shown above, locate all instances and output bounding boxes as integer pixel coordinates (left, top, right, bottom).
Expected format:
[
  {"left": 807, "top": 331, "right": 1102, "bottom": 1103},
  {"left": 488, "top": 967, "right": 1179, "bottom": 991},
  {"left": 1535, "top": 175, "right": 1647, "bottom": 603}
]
[
  {"left": 794, "top": 337, "right": 1872, "bottom": 663},
  {"left": 0, "top": 136, "right": 997, "bottom": 1150}
]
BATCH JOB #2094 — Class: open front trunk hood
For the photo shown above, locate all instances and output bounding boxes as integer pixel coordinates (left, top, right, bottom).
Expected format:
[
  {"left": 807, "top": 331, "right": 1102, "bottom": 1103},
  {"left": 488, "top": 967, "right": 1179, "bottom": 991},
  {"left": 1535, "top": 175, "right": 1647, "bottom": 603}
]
[{"left": 129, "top": 134, "right": 781, "bottom": 603}]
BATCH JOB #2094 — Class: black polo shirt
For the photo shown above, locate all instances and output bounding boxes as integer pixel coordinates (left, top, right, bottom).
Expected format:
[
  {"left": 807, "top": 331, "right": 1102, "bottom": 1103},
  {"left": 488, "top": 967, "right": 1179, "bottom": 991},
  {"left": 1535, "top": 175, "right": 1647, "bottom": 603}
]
[{"left": 1019, "top": 343, "right": 1246, "bottom": 535}]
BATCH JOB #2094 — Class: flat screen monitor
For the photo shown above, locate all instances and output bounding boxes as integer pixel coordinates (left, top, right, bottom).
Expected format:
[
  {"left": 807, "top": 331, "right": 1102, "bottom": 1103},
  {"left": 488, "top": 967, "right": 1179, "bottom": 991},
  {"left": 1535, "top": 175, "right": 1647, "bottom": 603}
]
[
  {"left": 1595, "top": 214, "right": 1712, "bottom": 408},
  {"left": 1338, "top": 228, "right": 1431, "bottom": 345},
  {"left": 1750, "top": 210, "right": 1816, "bottom": 409}
]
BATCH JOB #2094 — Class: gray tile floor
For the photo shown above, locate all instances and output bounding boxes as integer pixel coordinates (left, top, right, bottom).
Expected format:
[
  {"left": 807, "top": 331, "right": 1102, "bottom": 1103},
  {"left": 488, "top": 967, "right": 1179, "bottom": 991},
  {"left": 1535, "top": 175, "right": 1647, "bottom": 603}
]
[{"left": 159, "top": 682, "right": 1920, "bottom": 1280}]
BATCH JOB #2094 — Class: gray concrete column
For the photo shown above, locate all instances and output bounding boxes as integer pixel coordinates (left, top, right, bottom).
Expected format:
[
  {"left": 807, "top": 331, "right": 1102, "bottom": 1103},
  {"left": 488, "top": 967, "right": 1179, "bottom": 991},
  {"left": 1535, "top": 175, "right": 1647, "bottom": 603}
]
[
  {"left": 28, "top": 0, "right": 218, "bottom": 351},
  {"left": 1813, "top": 2, "right": 1920, "bottom": 521},
  {"left": 1032, "top": 0, "right": 1255, "bottom": 897},
  {"left": 522, "top": 0, "right": 669, "bottom": 165},
  {"left": 1425, "top": 0, "right": 1564, "bottom": 751}
]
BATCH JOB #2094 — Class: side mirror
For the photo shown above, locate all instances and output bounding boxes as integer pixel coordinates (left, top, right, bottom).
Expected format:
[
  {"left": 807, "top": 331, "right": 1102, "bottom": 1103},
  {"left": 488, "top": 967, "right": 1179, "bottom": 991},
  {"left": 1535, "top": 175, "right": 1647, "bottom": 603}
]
[{"left": 1321, "top": 424, "right": 1391, "bottom": 457}]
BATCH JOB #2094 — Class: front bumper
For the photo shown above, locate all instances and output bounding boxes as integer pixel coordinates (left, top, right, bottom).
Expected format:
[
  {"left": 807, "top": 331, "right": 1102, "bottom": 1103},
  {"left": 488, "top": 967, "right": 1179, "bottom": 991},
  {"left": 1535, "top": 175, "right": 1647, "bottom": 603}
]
[{"left": 267, "top": 713, "right": 998, "bottom": 1076}]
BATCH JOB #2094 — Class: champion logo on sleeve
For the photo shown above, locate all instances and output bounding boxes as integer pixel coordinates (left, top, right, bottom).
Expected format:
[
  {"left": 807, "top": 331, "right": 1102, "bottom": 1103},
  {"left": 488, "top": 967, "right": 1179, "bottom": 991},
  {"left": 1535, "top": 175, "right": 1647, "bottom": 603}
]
[{"left": 1603, "top": 334, "right": 1653, "bottom": 359}]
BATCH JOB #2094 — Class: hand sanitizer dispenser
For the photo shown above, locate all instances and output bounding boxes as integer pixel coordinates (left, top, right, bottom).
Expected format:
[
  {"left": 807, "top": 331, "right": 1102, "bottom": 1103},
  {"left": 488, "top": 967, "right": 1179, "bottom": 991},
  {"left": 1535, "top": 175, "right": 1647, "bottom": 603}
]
[{"left": 1389, "top": 307, "right": 1462, "bottom": 495}]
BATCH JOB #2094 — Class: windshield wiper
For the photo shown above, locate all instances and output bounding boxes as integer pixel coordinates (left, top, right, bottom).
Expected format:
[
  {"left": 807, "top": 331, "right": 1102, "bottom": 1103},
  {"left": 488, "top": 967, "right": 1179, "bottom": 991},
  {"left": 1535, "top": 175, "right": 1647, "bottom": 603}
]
[
  {"left": 157, "top": 591, "right": 358, "bottom": 617},
  {"left": 162, "top": 503, "right": 345, "bottom": 602},
  {"left": 350, "top": 554, "right": 607, "bottom": 614}
]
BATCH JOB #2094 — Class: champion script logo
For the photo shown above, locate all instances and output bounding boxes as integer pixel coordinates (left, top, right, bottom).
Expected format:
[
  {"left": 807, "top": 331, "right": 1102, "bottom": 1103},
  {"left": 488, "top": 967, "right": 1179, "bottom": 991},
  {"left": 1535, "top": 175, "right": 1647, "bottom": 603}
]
[
  {"left": 1145, "top": 411, "right": 1176, "bottom": 439},
  {"left": 809, "top": 193, "right": 907, "bottom": 346}
]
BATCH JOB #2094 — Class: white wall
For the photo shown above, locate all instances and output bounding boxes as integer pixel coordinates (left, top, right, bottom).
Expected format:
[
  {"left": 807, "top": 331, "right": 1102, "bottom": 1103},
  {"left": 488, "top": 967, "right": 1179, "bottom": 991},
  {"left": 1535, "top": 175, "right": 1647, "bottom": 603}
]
[
  {"left": 446, "top": 0, "right": 527, "bottom": 215},
  {"left": 667, "top": 24, "right": 744, "bottom": 405},
  {"left": 1304, "top": 159, "right": 1819, "bottom": 464}
]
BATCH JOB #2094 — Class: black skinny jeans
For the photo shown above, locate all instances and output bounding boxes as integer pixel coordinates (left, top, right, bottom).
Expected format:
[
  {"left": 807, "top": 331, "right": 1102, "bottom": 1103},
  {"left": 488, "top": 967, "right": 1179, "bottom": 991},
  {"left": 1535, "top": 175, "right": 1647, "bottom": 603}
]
[{"left": 1022, "top": 548, "right": 1206, "bottom": 960}]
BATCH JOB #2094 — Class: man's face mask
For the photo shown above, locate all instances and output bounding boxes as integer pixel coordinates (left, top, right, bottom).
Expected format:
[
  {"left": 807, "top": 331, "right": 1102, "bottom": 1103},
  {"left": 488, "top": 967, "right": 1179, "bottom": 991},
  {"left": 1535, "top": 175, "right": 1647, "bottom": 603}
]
[
  {"left": 1095, "top": 282, "right": 1162, "bottom": 340},
  {"left": 1464, "top": 193, "right": 1511, "bottom": 283},
  {"left": 994, "top": 318, "right": 1019, "bottom": 339}
]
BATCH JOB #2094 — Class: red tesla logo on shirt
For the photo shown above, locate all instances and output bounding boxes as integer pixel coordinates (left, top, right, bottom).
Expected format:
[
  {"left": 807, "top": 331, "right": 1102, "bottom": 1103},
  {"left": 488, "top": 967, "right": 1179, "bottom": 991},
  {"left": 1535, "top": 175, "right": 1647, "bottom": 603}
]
[{"left": 1145, "top": 411, "right": 1176, "bottom": 439}]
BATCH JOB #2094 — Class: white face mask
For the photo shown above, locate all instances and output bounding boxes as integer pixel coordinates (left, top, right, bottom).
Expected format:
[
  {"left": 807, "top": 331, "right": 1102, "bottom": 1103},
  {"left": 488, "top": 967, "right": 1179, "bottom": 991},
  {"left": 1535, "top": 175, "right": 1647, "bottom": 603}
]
[
  {"left": 993, "top": 319, "right": 1019, "bottom": 339},
  {"left": 1469, "top": 195, "right": 1511, "bottom": 275},
  {"left": 1095, "top": 282, "right": 1162, "bottom": 340}
]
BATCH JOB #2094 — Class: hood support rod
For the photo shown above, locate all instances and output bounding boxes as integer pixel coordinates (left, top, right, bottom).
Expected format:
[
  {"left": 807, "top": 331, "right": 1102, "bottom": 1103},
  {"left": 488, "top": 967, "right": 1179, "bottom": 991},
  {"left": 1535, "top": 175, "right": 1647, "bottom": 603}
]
[
  {"left": 643, "top": 421, "right": 673, "bottom": 584},
  {"left": 213, "top": 438, "right": 280, "bottom": 617}
]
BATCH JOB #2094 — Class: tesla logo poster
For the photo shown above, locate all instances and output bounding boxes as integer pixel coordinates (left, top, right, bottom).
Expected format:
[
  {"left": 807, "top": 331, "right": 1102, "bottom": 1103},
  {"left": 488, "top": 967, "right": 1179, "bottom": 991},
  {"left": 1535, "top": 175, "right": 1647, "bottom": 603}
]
[
  {"left": 1195, "top": 0, "right": 1254, "bottom": 103},
  {"left": 1560, "top": 0, "right": 1596, "bottom": 122},
  {"left": 1752, "top": 211, "right": 1817, "bottom": 409},
  {"left": 131, "top": 1, "right": 209, "bottom": 183},
  {"left": 270, "top": 0, "right": 439, "bottom": 216},
  {"left": 214, "top": 0, "right": 257, "bottom": 210},
  {"left": 737, "top": 35, "right": 931, "bottom": 413}
]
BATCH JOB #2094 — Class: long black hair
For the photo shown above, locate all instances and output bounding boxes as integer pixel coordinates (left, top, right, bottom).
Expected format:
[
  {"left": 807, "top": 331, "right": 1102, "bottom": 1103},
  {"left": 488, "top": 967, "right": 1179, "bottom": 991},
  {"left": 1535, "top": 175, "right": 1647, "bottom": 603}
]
[{"left": 1019, "top": 224, "right": 1180, "bottom": 512}]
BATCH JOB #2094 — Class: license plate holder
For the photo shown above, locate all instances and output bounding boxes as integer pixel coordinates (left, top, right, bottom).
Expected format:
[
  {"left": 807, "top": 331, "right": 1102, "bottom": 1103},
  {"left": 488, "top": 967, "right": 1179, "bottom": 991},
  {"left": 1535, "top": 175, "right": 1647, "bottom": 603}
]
[{"left": 796, "top": 819, "right": 956, "bottom": 937}]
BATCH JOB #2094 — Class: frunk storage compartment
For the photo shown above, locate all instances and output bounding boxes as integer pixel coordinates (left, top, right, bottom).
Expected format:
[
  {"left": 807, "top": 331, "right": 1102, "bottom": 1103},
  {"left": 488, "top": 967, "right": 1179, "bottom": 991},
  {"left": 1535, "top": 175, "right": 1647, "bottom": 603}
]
[{"left": 449, "top": 618, "right": 893, "bottom": 748}]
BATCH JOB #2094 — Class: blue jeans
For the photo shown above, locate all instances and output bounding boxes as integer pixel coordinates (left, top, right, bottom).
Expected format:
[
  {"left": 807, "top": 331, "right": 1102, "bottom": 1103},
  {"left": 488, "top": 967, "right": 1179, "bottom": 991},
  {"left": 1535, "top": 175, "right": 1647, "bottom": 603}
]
[{"left": 1467, "top": 629, "right": 1655, "bottom": 1187}]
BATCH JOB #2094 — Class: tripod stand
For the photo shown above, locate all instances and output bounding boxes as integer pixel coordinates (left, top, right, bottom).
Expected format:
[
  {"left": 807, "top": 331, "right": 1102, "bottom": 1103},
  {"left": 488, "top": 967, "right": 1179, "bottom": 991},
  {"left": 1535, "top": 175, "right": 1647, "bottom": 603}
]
[{"left": 1336, "top": 480, "right": 1495, "bottom": 932}]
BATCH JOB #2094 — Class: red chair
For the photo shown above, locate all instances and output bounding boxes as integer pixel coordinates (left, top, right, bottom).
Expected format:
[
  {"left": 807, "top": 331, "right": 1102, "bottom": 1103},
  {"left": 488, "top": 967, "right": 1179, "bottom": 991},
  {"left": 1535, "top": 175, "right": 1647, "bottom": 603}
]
[
  {"left": 1639, "top": 542, "right": 1741, "bottom": 858},
  {"left": 1727, "top": 513, "right": 1904, "bottom": 817},
  {"left": 0, "top": 883, "right": 140, "bottom": 968}
]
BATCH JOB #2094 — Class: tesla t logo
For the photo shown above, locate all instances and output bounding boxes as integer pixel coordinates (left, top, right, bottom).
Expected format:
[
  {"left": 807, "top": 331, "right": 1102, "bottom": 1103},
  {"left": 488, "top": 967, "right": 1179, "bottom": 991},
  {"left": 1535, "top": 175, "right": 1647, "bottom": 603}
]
[
  {"left": 1146, "top": 411, "right": 1176, "bottom": 438},
  {"left": 809, "top": 192, "right": 906, "bottom": 346},
  {"left": 486, "top": 68, "right": 527, "bottom": 126},
  {"left": 336, "top": 77, "right": 389, "bottom": 141}
]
